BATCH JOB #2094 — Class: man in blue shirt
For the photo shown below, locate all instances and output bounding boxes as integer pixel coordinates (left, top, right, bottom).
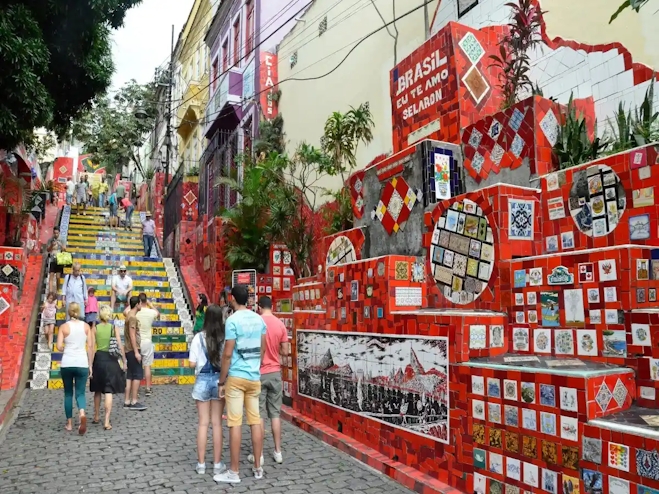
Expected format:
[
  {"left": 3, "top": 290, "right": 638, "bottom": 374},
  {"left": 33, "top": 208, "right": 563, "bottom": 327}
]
[{"left": 215, "top": 285, "right": 266, "bottom": 484}]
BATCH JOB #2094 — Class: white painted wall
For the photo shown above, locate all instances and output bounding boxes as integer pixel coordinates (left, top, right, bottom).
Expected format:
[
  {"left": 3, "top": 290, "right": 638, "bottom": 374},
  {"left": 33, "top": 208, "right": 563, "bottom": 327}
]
[{"left": 277, "top": 0, "right": 438, "bottom": 197}]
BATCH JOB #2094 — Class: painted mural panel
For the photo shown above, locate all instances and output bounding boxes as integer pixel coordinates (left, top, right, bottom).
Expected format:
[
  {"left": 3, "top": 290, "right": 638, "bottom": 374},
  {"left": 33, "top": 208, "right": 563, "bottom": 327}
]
[{"left": 297, "top": 330, "right": 449, "bottom": 443}]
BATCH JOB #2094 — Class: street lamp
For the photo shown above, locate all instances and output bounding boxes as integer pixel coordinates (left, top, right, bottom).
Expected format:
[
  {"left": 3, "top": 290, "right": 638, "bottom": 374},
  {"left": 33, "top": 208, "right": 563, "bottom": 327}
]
[{"left": 133, "top": 105, "right": 148, "bottom": 119}]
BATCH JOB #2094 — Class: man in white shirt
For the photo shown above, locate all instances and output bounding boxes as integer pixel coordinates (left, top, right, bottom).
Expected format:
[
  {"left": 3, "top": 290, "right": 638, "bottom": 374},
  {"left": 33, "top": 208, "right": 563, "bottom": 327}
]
[
  {"left": 65, "top": 178, "right": 75, "bottom": 205},
  {"left": 111, "top": 264, "right": 133, "bottom": 312}
]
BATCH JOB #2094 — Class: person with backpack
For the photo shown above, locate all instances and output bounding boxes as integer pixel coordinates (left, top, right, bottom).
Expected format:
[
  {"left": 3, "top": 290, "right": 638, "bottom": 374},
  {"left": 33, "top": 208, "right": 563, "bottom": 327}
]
[
  {"left": 189, "top": 304, "right": 227, "bottom": 476},
  {"left": 63, "top": 263, "right": 88, "bottom": 321}
]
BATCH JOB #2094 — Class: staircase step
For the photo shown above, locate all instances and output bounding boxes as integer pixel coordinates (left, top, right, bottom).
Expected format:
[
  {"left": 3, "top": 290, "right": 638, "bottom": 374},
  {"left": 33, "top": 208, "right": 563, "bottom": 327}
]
[{"left": 29, "top": 206, "right": 192, "bottom": 390}]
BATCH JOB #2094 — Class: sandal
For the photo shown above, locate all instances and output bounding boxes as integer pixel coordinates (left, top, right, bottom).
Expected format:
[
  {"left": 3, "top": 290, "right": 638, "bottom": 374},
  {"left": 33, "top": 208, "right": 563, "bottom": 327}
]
[
  {"left": 92, "top": 419, "right": 100, "bottom": 424},
  {"left": 104, "top": 424, "right": 112, "bottom": 430}
]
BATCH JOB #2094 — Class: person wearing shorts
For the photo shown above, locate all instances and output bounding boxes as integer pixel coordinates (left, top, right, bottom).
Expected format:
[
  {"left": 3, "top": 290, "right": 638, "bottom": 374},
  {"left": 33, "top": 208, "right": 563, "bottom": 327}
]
[
  {"left": 215, "top": 285, "right": 267, "bottom": 484},
  {"left": 135, "top": 293, "right": 159, "bottom": 396},
  {"left": 251, "top": 296, "right": 289, "bottom": 465},
  {"left": 123, "top": 296, "right": 146, "bottom": 411},
  {"left": 111, "top": 265, "right": 133, "bottom": 312}
]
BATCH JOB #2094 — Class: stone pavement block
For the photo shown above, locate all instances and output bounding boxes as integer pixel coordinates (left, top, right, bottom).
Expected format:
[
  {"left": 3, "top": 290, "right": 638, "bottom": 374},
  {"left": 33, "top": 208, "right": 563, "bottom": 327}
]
[{"left": 0, "top": 385, "right": 413, "bottom": 494}]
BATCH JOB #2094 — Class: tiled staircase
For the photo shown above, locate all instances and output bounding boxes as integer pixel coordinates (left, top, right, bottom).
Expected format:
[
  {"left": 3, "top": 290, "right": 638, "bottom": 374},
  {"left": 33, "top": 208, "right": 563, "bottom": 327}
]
[{"left": 29, "top": 205, "right": 195, "bottom": 390}]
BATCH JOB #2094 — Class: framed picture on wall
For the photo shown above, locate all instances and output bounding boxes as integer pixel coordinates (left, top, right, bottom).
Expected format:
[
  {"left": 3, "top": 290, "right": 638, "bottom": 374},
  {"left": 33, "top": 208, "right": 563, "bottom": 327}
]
[{"left": 458, "top": 0, "right": 479, "bottom": 18}]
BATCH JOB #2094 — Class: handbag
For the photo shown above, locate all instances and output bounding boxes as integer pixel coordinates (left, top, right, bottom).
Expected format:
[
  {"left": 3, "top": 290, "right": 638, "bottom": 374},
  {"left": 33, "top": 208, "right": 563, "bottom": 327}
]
[
  {"left": 56, "top": 252, "right": 73, "bottom": 266},
  {"left": 107, "top": 324, "right": 122, "bottom": 359}
]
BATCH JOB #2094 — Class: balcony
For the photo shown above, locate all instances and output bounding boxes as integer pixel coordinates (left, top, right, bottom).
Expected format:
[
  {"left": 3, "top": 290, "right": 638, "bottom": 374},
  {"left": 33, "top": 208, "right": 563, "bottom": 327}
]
[{"left": 204, "top": 68, "right": 243, "bottom": 138}]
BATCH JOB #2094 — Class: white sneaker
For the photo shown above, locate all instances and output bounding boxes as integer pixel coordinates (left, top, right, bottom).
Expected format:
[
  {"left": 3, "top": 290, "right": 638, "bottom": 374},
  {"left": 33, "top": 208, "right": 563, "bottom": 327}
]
[
  {"left": 214, "top": 469, "right": 241, "bottom": 483},
  {"left": 273, "top": 450, "right": 283, "bottom": 464},
  {"left": 247, "top": 453, "right": 264, "bottom": 465},
  {"left": 195, "top": 463, "right": 206, "bottom": 474},
  {"left": 253, "top": 467, "right": 264, "bottom": 479},
  {"left": 213, "top": 462, "right": 227, "bottom": 475}
]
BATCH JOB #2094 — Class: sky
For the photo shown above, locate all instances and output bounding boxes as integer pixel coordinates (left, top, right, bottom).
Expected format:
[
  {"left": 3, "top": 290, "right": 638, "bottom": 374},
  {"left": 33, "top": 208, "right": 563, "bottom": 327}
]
[{"left": 110, "top": 0, "right": 195, "bottom": 91}]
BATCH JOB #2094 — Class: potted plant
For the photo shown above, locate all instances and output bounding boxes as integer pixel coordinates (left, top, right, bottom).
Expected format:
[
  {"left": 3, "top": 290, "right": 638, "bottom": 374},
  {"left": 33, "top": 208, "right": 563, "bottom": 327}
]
[{"left": 185, "top": 165, "right": 200, "bottom": 183}]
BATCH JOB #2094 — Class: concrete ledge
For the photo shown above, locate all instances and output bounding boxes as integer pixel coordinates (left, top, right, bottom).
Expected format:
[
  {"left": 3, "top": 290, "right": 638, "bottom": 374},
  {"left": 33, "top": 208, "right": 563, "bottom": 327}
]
[{"left": 281, "top": 405, "right": 463, "bottom": 494}]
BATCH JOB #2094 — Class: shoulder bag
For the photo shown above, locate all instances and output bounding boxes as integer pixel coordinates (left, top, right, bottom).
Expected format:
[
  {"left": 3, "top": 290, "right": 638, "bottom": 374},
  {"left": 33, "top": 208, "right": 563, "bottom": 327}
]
[{"left": 107, "top": 324, "right": 122, "bottom": 359}]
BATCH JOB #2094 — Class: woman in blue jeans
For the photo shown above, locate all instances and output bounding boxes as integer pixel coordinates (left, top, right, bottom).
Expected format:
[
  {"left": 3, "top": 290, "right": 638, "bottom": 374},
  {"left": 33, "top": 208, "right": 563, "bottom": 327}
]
[
  {"left": 56, "top": 302, "right": 94, "bottom": 434},
  {"left": 188, "top": 305, "right": 226, "bottom": 476}
]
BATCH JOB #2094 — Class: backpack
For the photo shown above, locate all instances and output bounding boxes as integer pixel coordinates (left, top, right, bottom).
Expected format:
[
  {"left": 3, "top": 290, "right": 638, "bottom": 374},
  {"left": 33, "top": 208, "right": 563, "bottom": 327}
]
[
  {"left": 65, "top": 274, "right": 87, "bottom": 295},
  {"left": 108, "top": 194, "right": 116, "bottom": 206}
]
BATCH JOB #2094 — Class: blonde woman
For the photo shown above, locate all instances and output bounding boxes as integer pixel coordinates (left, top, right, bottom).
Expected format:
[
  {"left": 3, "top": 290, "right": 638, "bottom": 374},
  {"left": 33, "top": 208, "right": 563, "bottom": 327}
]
[
  {"left": 90, "top": 305, "right": 126, "bottom": 430},
  {"left": 56, "top": 302, "right": 94, "bottom": 434}
]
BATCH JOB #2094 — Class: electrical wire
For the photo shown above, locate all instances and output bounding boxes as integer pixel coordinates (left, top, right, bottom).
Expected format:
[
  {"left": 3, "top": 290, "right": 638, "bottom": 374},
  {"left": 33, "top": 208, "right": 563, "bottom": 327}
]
[
  {"left": 169, "top": 2, "right": 322, "bottom": 115},
  {"left": 160, "top": 0, "right": 303, "bottom": 104},
  {"left": 186, "top": 0, "right": 433, "bottom": 128},
  {"left": 276, "top": 0, "right": 370, "bottom": 62}
]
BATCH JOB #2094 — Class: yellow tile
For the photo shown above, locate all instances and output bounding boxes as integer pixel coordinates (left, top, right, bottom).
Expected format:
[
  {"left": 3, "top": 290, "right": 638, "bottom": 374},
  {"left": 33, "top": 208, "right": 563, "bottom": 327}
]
[
  {"left": 172, "top": 343, "right": 187, "bottom": 352},
  {"left": 48, "top": 379, "right": 64, "bottom": 390},
  {"left": 178, "top": 375, "right": 195, "bottom": 385}
]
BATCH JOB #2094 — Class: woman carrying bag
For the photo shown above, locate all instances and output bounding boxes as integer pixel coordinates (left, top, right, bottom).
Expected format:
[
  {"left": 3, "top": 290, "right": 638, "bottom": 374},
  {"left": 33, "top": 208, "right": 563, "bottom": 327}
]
[{"left": 90, "top": 305, "right": 126, "bottom": 430}]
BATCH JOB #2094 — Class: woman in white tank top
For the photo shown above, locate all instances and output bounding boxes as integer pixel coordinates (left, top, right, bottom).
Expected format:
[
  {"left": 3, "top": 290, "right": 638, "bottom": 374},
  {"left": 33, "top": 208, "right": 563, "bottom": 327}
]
[{"left": 56, "top": 302, "right": 95, "bottom": 434}]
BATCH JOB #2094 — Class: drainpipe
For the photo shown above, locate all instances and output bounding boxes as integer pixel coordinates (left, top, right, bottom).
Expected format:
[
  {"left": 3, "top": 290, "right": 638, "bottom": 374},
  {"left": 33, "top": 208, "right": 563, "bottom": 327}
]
[{"left": 424, "top": 0, "right": 430, "bottom": 39}]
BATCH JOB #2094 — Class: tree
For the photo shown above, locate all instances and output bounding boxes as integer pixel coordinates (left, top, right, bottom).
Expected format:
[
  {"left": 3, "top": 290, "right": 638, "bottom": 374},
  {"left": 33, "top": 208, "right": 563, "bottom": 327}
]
[
  {"left": 71, "top": 80, "right": 157, "bottom": 178},
  {"left": 321, "top": 103, "right": 375, "bottom": 184},
  {"left": 0, "top": 1, "right": 142, "bottom": 151},
  {"left": 217, "top": 153, "right": 290, "bottom": 273}
]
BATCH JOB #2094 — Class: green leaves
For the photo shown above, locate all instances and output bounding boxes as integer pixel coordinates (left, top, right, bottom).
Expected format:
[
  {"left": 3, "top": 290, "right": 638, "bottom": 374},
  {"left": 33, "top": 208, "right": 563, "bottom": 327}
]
[
  {"left": 554, "top": 94, "right": 609, "bottom": 169},
  {"left": 71, "top": 79, "right": 157, "bottom": 177},
  {"left": 321, "top": 102, "right": 374, "bottom": 181},
  {"left": 0, "top": 0, "right": 142, "bottom": 150},
  {"left": 610, "top": 0, "right": 649, "bottom": 23},
  {"left": 488, "top": 0, "right": 544, "bottom": 109}
]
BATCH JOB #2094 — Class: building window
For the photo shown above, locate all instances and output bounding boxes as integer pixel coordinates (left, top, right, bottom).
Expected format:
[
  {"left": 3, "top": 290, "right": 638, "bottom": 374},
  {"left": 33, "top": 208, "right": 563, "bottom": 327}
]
[
  {"left": 246, "top": 0, "right": 255, "bottom": 55},
  {"left": 290, "top": 52, "right": 298, "bottom": 68},
  {"left": 233, "top": 17, "right": 241, "bottom": 66},
  {"left": 457, "top": 0, "right": 478, "bottom": 18},
  {"left": 319, "top": 16, "right": 327, "bottom": 36},
  {"left": 212, "top": 58, "right": 218, "bottom": 90},
  {"left": 222, "top": 40, "right": 229, "bottom": 71}
]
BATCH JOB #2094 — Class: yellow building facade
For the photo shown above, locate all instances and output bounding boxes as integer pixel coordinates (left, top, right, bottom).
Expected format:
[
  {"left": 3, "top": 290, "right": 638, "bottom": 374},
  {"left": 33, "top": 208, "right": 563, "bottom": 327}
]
[{"left": 174, "top": 0, "right": 214, "bottom": 175}]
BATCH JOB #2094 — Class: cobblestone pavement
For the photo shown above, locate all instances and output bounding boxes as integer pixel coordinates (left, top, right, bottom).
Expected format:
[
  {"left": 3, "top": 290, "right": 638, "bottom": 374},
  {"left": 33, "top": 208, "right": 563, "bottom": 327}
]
[{"left": 0, "top": 385, "right": 413, "bottom": 494}]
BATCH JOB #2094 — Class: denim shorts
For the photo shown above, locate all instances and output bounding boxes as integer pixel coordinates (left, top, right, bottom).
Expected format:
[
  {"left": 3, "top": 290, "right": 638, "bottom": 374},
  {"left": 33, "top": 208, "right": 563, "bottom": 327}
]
[
  {"left": 192, "top": 373, "right": 220, "bottom": 402},
  {"left": 85, "top": 312, "right": 98, "bottom": 324}
]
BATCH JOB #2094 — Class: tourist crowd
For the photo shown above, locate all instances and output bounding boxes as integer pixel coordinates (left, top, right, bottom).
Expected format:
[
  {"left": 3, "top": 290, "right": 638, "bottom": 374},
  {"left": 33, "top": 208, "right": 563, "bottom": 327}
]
[{"left": 48, "top": 221, "right": 290, "bottom": 481}]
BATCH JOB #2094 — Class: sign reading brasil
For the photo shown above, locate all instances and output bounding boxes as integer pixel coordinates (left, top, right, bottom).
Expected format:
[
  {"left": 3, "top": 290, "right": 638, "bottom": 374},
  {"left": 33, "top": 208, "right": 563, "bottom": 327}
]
[{"left": 394, "top": 49, "right": 450, "bottom": 121}]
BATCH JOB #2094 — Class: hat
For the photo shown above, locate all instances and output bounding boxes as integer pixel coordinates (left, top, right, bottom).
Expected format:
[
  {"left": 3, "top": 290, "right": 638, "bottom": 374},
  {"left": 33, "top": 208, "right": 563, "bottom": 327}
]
[
  {"left": 146, "top": 211, "right": 152, "bottom": 217},
  {"left": 119, "top": 264, "right": 127, "bottom": 270}
]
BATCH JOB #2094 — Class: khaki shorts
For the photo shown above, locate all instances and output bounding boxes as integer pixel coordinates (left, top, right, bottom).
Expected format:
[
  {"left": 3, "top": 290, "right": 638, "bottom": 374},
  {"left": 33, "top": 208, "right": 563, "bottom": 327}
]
[
  {"left": 259, "top": 371, "right": 283, "bottom": 419},
  {"left": 225, "top": 376, "right": 261, "bottom": 427},
  {"left": 140, "top": 340, "right": 154, "bottom": 367}
]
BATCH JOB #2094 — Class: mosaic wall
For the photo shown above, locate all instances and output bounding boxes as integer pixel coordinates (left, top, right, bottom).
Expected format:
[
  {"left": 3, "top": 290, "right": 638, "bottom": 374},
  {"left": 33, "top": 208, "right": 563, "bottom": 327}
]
[
  {"left": 353, "top": 140, "right": 464, "bottom": 260},
  {"left": 291, "top": 143, "right": 659, "bottom": 493},
  {"left": 431, "top": 0, "right": 658, "bottom": 147}
]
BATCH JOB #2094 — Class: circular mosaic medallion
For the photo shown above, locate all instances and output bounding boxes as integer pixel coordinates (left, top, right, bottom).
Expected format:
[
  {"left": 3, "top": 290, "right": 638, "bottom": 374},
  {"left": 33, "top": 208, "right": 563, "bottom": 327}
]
[
  {"left": 568, "top": 164, "right": 626, "bottom": 237},
  {"left": 429, "top": 199, "right": 495, "bottom": 304},
  {"left": 326, "top": 235, "right": 357, "bottom": 268}
]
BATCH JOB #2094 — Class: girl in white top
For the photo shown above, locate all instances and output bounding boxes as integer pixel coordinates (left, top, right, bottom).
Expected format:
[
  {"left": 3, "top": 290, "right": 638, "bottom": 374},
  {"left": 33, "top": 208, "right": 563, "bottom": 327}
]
[
  {"left": 188, "top": 304, "right": 226, "bottom": 476},
  {"left": 56, "top": 302, "right": 94, "bottom": 434}
]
